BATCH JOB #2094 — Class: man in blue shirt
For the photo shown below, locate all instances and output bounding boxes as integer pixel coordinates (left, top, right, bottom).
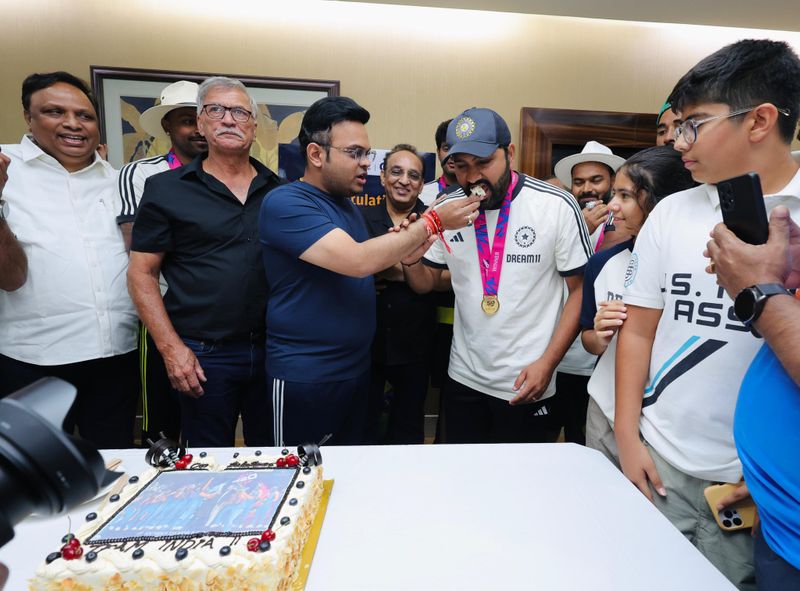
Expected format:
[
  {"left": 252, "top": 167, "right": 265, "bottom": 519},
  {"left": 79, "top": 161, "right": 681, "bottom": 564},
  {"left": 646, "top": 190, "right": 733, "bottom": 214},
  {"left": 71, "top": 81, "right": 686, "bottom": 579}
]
[
  {"left": 259, "top": 97, "right": 479, "bottom": 446},
  {"left": 708, "top": 202, "right": 800, "bottom": 591}
]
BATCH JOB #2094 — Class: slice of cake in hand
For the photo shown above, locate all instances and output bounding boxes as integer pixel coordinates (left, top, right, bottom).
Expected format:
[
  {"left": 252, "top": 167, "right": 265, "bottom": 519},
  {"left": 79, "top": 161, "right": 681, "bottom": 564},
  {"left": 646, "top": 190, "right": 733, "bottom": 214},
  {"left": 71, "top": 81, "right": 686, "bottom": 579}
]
[{"left": 30, "top": 450, "right": 324, "bottom": 591}]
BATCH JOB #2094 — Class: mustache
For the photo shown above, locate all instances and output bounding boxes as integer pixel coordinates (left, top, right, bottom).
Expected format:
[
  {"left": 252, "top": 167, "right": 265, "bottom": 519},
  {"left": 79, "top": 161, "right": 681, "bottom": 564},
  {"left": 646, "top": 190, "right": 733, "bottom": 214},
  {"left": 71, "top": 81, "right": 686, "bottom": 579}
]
[{"left": 214, "top": 129, "right": 245, "bottom": 139}]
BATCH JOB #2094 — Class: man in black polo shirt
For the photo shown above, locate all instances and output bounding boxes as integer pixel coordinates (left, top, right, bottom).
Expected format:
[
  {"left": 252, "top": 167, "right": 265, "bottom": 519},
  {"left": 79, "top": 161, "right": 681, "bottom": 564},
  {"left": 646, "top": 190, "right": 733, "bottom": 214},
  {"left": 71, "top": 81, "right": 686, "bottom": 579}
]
[
  {"left": 128, "top": 76, "right": 282, "bottom": 447},
  {"left": 361, "top": 144, "right": 437, "bottom": 443}
]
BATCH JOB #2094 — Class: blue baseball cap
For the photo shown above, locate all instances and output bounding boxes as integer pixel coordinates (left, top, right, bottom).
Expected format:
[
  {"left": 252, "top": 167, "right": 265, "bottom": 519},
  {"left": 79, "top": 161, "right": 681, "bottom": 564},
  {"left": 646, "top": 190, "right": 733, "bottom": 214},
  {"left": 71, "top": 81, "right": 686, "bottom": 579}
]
[{"left": 444, "top": 107, "right": 511, "bottom": 162}]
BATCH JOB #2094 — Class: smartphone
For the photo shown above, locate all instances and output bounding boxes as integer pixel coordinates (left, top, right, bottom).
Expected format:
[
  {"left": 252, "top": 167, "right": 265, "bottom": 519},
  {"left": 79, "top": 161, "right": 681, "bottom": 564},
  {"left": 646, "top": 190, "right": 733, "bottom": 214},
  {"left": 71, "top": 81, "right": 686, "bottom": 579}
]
[
  {"left": 704, "top": 483, "right": 757, "bottom": 531},
  {"left": 717, "top": 172, "right": 769, "bottom": 244}
]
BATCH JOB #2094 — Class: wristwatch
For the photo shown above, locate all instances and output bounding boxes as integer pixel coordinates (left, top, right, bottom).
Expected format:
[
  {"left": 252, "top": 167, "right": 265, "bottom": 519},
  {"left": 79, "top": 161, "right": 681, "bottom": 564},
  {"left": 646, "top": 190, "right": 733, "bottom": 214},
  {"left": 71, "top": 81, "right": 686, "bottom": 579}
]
[{"left": 734, "top": 283, "right": 790, "bottom": 334}]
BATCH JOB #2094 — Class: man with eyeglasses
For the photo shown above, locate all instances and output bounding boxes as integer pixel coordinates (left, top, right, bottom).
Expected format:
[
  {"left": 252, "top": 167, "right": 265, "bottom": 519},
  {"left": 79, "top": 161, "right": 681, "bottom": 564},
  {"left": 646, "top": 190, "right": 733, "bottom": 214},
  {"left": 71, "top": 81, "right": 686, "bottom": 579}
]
[
  {"left": 359, "top": 144, "right": 437, "bottom": 444},
  {"left": 615, "top": 39, "right": 800, "bottom": 590},
  {"left": 259, "top": 97, "right": 479, "bottom": 446},
  {"left": 128, "top": 76, "right": 282, "bottom": 448}
]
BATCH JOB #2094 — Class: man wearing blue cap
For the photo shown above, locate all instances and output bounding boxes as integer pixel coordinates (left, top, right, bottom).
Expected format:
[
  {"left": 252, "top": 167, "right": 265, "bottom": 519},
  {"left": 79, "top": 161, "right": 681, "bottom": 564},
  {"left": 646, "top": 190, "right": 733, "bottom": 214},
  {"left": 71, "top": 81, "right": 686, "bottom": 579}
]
[{"left": 404, "top": 107, "right": 592, "bottom": 443}]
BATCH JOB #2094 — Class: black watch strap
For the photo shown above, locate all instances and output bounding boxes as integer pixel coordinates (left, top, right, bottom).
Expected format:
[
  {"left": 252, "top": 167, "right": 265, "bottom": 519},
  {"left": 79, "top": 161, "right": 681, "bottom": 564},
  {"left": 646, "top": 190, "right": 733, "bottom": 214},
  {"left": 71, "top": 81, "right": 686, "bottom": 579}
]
[{"left": 734, "top": 283, "right": 789, "bottom": 330}]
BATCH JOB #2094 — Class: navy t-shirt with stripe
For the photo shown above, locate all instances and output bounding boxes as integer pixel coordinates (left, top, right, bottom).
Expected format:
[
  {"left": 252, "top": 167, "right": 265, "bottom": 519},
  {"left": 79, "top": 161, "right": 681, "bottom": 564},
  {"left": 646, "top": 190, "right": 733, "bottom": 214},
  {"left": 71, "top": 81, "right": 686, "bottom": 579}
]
[{"left": 259, "top": 181, "right": 375, "bottom": 383}]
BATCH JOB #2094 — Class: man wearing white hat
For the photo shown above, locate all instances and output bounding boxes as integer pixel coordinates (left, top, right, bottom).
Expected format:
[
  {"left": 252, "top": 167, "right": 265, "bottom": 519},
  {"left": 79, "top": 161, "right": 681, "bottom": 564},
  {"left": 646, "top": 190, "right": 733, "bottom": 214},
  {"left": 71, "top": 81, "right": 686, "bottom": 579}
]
[
  {"left": 551, "top": 141, "right": 624, "bottom": 447},
  {"left": 117, "top": 80, "right": 207, "bottom": 251},
  {"left": 116, "top": 80, "right": 207, "bottom": 445},
  {"left": 554, "top": 140, "right": 625, "bottom": 237}
]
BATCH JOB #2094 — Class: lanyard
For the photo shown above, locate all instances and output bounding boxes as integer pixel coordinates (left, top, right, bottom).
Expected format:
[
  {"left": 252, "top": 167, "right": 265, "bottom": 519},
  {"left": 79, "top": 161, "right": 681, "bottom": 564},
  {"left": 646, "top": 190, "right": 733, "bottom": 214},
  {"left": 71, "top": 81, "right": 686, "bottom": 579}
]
[
  {"left": 166, "top": 148, "right": 182, "bottom": 170},
  {"left": 473, "top": 172, "right": 518, "bottom": 314}
]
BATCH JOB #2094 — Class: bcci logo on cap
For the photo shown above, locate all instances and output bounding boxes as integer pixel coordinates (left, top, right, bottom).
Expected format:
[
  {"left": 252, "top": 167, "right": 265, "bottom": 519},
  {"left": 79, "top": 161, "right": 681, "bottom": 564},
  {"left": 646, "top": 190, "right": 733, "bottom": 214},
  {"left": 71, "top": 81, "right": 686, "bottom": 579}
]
[{"left": 455, "top": 117, "right": 476, "bottom": 139}]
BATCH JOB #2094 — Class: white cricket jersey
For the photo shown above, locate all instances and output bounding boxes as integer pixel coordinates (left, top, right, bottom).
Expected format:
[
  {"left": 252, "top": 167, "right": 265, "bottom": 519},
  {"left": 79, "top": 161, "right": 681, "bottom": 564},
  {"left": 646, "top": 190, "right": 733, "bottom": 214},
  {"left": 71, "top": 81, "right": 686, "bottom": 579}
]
[{"left": 424, "top": 174, "right": 591, "bottom": 401}]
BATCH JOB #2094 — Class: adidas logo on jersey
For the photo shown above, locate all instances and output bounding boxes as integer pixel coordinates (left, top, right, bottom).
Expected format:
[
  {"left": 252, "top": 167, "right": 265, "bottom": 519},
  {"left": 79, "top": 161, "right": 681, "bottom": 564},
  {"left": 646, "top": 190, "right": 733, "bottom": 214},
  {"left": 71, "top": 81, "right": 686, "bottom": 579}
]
[
  {"left": 533, "top": 406, "right": 549, "bottom": 417},
  {"left": 450, "top": 232, "right": 464, "bottom": 243}
]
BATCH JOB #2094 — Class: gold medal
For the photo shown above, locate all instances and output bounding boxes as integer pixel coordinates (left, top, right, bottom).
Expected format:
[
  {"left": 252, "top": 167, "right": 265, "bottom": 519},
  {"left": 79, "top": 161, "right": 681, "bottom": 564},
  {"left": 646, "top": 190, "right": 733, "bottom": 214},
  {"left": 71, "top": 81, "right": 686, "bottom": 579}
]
[{"left": 481, "top": 295, "right": 500, "bottom": 315}]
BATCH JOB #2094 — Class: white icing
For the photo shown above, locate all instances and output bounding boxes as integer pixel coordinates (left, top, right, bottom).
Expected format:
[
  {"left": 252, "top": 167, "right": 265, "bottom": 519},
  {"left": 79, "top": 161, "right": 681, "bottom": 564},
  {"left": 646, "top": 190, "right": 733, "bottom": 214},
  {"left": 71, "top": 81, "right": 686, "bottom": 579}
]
[{"left": 30, "top": 455, "right": 323, "bottom": 591}]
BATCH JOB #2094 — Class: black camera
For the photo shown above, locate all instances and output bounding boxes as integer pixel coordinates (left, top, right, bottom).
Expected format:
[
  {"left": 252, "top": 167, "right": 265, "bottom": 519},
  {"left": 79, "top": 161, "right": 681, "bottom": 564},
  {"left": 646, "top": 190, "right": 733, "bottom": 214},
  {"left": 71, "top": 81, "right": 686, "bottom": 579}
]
[{"left": 0, "top": 378, "right": 120, "bottom": 548}]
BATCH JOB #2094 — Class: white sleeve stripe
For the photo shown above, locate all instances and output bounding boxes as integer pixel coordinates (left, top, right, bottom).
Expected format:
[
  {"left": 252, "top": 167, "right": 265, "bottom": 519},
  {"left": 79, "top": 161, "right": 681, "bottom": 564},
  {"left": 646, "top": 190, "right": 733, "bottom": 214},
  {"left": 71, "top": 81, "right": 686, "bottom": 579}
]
[
  {"left": 524, "top": 178, "right": 593, "bottom": 257},
  {"left": 118, "top": 162, "right": 139, "bottom": 219},
  {"left": 118, "top": 155, "right": 169, "bottom": 219}
]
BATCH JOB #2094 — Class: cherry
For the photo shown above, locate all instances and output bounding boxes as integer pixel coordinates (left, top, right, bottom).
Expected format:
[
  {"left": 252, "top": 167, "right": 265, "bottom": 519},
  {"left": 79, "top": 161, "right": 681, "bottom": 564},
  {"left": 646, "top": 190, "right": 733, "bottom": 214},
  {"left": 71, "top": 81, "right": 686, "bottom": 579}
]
[
  {"left": 276, "top": 457, "right": 287, "bottom": 468},
  {"left": 174, "top": 459, "right": 188, "bottom": 470},
  {"left": 285, "top": 454, "right": 300, "bottom": 467},
  {"left": 181, "top": 454, "right": 193, "bottom": 464},
  {"left": 61, "top": 545, "right": 83, "bottom": 560},
  {"left": 261, "top": 529, "right": 276, "bottom": 542},
  {"left": 246, "top": 537, "right": 261, "bottom": 552},
  {"left": 67, "top": 537, "right": 81, "bottom": 549}
]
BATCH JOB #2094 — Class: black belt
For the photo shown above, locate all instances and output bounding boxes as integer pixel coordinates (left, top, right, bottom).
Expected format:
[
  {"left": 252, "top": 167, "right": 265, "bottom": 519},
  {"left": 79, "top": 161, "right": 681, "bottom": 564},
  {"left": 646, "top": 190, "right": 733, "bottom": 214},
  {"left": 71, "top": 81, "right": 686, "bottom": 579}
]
[{"left": 183, "top": 331, "right": 265, "bottom": 344}]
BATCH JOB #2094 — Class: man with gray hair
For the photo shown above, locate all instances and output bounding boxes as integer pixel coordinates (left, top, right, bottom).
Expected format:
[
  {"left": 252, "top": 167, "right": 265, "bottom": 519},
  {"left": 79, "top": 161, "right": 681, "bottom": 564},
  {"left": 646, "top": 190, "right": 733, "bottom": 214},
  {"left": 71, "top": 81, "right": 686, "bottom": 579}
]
[{"left": 127, "top": 77, "right": 282, "bottom": 447}]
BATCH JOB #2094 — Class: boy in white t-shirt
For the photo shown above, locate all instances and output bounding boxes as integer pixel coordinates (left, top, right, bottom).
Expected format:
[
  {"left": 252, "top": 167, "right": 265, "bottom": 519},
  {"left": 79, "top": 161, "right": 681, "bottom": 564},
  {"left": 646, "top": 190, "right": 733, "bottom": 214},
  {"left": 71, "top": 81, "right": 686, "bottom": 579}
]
[{"left": 615, "top": 39, "right": 800, "bottom": 590}]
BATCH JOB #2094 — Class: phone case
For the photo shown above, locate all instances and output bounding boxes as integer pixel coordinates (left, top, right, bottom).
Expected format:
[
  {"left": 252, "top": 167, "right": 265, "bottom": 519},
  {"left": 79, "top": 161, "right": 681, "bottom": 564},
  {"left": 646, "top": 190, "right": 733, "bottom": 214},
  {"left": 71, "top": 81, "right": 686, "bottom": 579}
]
[
  {"left": 718, "top": 172, "right": 769, "bottom": 245},
  {"left": 704, "top": 483, "right": 757, "bottom": 531}
]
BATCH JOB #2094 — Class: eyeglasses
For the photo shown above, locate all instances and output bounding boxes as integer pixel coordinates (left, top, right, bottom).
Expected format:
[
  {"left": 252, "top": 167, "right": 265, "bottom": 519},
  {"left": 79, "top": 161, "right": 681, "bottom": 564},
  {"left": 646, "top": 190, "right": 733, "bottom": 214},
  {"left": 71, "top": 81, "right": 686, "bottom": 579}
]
[
  {"left": 318, "top": 144, "right": 377, "bottom": 164},
  {"left": 200, "top": 104, "right": 254, "bottom": 123},
  {"left": 674, "top": 106, "right": 790, "bottom": 145},
  {"left": 387, "top": 167, "right": 423, "bottom": 183}
]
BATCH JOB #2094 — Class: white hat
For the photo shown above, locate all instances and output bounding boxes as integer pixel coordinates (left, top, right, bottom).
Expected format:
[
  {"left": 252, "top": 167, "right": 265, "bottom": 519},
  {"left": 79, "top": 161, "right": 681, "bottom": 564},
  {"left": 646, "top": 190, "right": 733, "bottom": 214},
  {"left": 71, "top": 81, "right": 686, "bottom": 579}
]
[
  {"left": 554, "top": 141, "right": 626, "bottom": 188},
  {"left": 139, "top": 81, "right": 199, "bottom": 139}
]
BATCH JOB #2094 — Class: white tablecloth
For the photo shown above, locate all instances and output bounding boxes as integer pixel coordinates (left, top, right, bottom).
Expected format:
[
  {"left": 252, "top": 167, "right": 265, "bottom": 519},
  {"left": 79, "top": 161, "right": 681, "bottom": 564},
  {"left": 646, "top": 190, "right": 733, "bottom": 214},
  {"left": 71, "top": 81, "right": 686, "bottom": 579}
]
[{"left": 0, "top": 443, "right": 735, "bottom": 590}]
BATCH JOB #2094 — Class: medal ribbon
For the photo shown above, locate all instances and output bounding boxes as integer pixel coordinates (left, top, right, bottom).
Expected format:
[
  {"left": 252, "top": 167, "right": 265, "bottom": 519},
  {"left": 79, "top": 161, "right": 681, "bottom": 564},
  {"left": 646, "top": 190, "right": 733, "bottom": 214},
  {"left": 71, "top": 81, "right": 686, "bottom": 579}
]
[
  {"left": 437, "top": 175, "right": 447, "bottom": 193},
  {"left": 474, "top": 171, "right": 518, "bottom": 299},
  {"left": 166, "top": 148, "right": 182, "bottom": 170}
]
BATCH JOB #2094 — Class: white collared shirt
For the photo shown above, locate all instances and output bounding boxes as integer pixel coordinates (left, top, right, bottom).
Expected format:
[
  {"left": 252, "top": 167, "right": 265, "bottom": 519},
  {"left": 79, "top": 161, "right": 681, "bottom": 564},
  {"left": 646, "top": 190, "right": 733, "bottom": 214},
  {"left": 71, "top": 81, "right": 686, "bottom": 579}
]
[{"left": 0, "top": 136, "right": 137, "bottom": 365}]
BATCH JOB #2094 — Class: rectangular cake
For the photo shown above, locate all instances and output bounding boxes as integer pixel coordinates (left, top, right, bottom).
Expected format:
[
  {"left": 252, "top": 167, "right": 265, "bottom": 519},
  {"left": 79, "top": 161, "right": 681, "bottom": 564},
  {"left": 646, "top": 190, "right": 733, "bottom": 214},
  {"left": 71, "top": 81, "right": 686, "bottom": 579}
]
[{"left": 30, "top": 452, "right": 324, "bottom": 591}]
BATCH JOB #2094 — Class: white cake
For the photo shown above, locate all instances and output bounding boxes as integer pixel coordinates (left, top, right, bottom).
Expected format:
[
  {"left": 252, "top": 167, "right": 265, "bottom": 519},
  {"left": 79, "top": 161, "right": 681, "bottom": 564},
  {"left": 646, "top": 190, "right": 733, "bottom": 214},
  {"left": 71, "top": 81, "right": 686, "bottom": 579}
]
[{"left": 30, "top": 452, "right": 324, "bottom": 591}]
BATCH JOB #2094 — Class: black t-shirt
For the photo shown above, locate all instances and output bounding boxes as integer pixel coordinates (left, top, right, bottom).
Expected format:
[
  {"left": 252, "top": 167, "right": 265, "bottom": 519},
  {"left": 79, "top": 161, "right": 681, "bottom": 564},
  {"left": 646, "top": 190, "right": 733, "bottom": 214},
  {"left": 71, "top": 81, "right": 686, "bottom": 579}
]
[
  {"left": 359, "top": 199, "right": 437, "bottom": 366},
  {"left": 131, "top": 154, "right": 282, "bottom": 340}
]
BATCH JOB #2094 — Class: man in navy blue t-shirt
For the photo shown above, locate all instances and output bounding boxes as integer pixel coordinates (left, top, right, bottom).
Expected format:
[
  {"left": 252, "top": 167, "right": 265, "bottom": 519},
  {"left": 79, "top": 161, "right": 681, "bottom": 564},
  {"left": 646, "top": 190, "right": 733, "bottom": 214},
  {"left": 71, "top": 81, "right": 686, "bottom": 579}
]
[{"left": 259, "top": 97, "right": 479, "bottom": 446}]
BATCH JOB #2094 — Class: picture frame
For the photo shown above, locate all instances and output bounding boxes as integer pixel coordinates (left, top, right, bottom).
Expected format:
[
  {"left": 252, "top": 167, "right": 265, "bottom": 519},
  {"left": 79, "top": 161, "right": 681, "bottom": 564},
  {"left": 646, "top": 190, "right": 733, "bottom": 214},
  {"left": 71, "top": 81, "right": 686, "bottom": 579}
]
[{"left": 90, "top": 66, "right": 339, "bottom": 169}]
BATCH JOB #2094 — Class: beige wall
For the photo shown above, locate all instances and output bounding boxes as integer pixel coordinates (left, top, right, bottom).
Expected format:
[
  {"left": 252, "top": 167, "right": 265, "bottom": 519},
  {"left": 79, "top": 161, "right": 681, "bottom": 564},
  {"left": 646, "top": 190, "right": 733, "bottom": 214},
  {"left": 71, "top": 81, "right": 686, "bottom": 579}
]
[{"left": 2, "top": 0, "right": 799, "bottom": 168}]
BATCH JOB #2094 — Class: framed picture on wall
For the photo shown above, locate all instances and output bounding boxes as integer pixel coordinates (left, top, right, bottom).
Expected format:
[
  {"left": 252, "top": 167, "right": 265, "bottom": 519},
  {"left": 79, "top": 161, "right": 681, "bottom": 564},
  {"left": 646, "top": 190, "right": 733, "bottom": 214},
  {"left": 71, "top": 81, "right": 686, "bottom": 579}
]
[{"left": 90, "top": 66, "right": 339, "bottom": 170}]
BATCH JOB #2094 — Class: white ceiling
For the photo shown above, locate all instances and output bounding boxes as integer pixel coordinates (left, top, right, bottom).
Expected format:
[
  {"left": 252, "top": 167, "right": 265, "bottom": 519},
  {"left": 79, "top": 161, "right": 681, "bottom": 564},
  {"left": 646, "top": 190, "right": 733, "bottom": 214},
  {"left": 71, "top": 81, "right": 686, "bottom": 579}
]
[{"left": 336, "top": 0, "right": 800, "bottom": 32}]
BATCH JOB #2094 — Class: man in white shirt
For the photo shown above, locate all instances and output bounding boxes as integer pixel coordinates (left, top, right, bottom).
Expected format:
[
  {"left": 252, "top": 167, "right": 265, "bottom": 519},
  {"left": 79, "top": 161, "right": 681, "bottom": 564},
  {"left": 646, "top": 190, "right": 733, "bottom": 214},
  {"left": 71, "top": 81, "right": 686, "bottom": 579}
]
[
  {"left": 551, "top": 142, "right": 625, "bottom": 444},
  {"left": 0, "top": 72, "right": 138, "bottom": 449},
  {"left": 404, "top": 108, "right": 591, "bottom": 443},
  {"left": 116, "top": 80, "right": 207, "bottom": 445},
  {"left": 419, "top": 119, "right": 456, "bottom": 205},
  {"left": 615, "top": 39, "right": 800, "bottom": 590}
]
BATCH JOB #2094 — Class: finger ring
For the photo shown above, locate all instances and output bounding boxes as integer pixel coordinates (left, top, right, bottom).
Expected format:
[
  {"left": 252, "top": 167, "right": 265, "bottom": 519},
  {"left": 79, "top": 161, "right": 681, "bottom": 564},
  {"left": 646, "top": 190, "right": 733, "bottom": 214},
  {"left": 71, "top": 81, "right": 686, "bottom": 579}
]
[
  {"left": 709, "top": 261, "right": 716, "bottom": 273},
  {"left": 466, "top": 214, "right": 473, "bottom": 226}
]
